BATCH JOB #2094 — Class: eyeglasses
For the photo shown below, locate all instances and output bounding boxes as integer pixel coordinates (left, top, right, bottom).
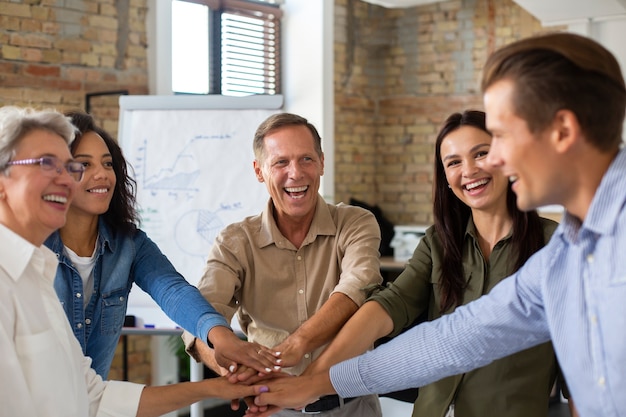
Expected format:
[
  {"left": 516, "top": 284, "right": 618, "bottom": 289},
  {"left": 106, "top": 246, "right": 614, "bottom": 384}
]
[{"left": 7, "top": 156, "right": 85, "bottom": 182}]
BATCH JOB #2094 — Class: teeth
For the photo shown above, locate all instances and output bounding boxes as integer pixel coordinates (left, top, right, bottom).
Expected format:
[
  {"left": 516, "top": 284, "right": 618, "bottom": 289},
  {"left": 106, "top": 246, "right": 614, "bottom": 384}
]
[
  {"left": 465, "top": 179, "right": 489, "bottom": 190},
  {"left": 89, "top": 188, "right": 108, "bottom": 194},
  {"left": 43, "top": 194, "right": 67, "bottom": 204},
  {"left": 285, "top": 186, "right": 308, "bottom": 193},
  {"left": 509, "top": 176, "right": 518, "bottom": 183}
]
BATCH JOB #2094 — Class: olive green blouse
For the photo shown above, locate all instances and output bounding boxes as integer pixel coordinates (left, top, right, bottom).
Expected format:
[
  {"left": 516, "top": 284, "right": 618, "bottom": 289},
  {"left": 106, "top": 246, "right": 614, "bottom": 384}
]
[{"left": 369, "top": 216, "right": 559, "bottom": 417}]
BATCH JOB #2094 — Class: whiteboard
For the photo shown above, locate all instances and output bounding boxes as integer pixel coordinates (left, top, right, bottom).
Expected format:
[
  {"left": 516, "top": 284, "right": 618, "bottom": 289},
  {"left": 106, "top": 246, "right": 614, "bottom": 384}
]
[{"left": 118, "top": 95, "right": 283, "bottom": 327}]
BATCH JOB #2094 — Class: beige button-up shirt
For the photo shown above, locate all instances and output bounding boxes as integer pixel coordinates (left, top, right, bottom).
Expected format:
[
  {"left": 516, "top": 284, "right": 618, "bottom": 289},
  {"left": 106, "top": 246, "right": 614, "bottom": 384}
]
[{"left": 194, "top": 195, "right": 382, "bottom": 375}]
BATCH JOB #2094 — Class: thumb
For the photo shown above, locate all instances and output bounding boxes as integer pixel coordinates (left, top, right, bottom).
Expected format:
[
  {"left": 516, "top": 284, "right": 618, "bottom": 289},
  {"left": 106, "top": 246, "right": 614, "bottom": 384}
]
[{"left": 253, "top": 385, "right": 270, "bottom": 404}]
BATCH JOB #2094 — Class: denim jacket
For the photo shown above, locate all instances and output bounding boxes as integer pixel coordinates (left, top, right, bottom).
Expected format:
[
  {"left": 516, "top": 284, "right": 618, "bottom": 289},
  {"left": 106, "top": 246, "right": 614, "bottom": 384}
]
[{"left": 45, "top": 219, "right": 229, "bottom": 379}]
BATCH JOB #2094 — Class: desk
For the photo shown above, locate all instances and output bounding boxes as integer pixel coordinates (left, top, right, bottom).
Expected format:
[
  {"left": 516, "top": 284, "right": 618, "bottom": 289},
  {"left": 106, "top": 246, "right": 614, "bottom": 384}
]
[
  {"left": 380, "top": 256, "right": 406, "bottom": 272},
  {"left": 380, "top": 256, "right": 406, "bottom": 283}
]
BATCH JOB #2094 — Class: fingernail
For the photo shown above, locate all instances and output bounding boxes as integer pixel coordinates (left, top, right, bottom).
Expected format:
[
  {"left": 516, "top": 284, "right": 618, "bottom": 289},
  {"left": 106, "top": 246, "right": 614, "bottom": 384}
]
[
  {"left": 274, "top": 366, "right": 281, "bottom": 371},
  {"left": 229, "top": 365, "right": 236, "bottom": 373},
  {"left": 260, "top": 386, "right": 269, "bottom": 393},
  {"left": 265, "top": 367, "right": 272, "bottom": 373},
  {"left": 276, "top": 359, "right": 283, "bottom": 364},
  {"left": 275, "top": 351, "right": 282, "bottom": 356}
]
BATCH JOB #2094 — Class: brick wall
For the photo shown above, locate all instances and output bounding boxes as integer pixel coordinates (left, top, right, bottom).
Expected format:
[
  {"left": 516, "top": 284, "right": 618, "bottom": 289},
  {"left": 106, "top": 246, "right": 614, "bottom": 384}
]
[
  {"left": 0, "top": 0, "right": 149, "bottom": 137},
  {"left": 334, "top": 0, "right": 560, "bottom": 225}
]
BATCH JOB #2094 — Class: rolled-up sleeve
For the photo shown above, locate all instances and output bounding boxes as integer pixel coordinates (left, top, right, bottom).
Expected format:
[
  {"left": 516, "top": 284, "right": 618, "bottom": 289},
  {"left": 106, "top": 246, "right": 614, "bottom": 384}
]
[{"left": 332, "top": 208, "right": 383, "bottom": 306}]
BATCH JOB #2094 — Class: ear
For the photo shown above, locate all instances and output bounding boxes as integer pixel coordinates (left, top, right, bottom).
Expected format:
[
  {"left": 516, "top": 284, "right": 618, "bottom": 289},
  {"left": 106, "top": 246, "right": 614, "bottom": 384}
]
[
  {"left": 319, "top": 152, "right": 325, "bottom": 176},
  {"left": 253, "top": 160, "right": 264, "bottom": 183},
  {"left": 550, "top": 109, "right": 581, "bottom": 154}
]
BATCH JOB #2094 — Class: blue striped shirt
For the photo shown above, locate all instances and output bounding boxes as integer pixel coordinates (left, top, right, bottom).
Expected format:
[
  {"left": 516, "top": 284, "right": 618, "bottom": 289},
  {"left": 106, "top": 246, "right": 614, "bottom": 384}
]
[{"left": 331, "top": 148, "right": 626, "bottom": 417}]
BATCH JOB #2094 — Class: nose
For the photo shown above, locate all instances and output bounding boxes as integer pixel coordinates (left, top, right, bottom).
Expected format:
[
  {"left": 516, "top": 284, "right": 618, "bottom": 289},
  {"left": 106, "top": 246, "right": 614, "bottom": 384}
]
[
  {"left": 462, "top": 159, "right": 479, "bottom": 177},
  {"left": 93, "top": 164, "right": 106, "bottom": 179},
  {"left": 287, "top": 161, "right": 303, "bottom": 179},
  {"left": 486, "top": 142, "right": 503, "bottom": 169},
  {"left": 56, "top": 166, "right": 77, "bottom": 186}
]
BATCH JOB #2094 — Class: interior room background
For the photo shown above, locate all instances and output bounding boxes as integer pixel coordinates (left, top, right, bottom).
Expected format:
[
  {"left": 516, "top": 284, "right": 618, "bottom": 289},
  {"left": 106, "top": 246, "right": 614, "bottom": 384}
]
[{"left": 0, "top": 0, "right": 567, "bottom": 384}]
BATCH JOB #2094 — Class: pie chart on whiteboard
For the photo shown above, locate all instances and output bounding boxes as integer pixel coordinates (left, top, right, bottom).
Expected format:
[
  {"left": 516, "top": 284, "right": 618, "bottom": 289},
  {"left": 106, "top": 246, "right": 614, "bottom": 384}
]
[{"left": 174, "top": 209, "right": 224, "bottom": 257}]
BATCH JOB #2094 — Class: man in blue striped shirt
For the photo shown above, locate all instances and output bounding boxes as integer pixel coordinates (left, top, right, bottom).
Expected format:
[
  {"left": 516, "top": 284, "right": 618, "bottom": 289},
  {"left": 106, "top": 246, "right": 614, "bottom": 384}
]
[{"left": 251, "top": 32, "right": 626, "bottom": 417}]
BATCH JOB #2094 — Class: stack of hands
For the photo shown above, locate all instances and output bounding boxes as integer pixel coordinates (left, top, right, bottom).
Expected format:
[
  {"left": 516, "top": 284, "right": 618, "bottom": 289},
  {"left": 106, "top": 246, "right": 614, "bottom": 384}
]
[{"left": 209, "top": 336, "right": 333, "bottom": 417}]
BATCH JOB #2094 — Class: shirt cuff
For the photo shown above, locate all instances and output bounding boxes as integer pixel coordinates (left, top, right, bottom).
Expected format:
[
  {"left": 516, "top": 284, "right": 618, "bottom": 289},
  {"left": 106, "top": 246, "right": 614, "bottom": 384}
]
[
  {"left": 98, "top": 380, "right": 144, "bottom": 416},
  {"left": 197, "top": 314, "right": 231, "bottom": 347},
  {"left": 329, "top": 356, "right": 371, "bottom": 398}
]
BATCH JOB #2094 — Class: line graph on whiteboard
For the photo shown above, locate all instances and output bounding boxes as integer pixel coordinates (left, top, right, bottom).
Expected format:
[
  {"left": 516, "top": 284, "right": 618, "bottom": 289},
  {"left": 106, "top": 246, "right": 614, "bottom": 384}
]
[{"left": 122, "top": 109, "right": 271, "bottom": 287}]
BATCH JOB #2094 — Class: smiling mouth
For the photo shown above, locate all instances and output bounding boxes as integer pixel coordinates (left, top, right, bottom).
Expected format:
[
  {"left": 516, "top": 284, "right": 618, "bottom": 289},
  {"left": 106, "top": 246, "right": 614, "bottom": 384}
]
[
  {"left": 43, "top": 194, "right": 68, "bottom": 204},
  {"left": 464, "top": 178, "right": 490, "bottom": 191},
  {"left": 88, "top": 188, "right": 109, "bottom": 194},
  {"left": 285, "top": 185, "right": 308, "bottom": 198}
]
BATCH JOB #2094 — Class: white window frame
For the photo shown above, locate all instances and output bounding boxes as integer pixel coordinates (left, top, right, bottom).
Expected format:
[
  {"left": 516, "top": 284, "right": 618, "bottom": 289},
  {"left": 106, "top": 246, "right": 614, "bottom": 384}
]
[{"left": 146, "top": 0, "right": 335, "bottom": 200}]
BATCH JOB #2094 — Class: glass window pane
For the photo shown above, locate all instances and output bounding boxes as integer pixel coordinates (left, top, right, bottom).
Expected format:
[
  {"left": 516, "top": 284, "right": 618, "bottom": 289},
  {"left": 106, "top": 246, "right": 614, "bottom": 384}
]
[{"left": 172, "top": 1, "right": 209, "bottom": 94}]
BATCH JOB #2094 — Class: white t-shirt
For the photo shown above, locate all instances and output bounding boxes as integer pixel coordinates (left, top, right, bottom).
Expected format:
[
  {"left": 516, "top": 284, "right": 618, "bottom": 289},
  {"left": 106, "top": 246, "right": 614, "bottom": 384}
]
[{"left": 64, "top": 243, "right": 97, "bottom": 308}]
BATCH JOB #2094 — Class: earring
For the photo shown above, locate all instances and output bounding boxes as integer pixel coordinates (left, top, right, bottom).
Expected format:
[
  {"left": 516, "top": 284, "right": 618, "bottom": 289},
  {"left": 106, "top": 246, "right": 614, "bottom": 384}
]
[{"left": 447, "top": 184, "right": 451, "bottom": 189}]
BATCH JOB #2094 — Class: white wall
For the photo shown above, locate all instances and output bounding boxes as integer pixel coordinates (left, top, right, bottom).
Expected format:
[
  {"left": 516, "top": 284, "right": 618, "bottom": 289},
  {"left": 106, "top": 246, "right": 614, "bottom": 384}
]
[{"left": 282, "top": 0, "right": 335, "bottom": 201}]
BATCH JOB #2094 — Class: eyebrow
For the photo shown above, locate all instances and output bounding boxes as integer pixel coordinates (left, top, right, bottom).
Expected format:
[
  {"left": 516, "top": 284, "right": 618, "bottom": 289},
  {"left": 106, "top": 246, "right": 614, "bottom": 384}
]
[
  {"left": 73, "top": 152, "right": 112, "bottom": 159},
  {"left": 442, "top": 143, "right": 490, "bottom": 162}
]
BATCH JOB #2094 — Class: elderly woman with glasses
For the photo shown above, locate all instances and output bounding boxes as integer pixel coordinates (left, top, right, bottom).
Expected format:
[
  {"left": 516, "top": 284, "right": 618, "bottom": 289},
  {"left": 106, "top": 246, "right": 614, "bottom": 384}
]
[{"left": 0, "top": 106, "right": 267, "bottom": 416}]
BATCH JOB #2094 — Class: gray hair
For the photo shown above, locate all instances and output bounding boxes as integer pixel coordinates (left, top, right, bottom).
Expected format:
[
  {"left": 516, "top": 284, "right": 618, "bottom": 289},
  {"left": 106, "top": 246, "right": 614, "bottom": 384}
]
[{"left": 0, "top": 106, "right": 76, "bottom": 174}]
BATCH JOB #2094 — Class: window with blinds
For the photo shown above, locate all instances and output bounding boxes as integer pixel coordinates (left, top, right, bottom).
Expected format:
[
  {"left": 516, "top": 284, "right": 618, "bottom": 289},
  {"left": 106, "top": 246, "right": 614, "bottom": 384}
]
[{"left": 172, "top": 0, "right": 282, "bottom": 96}]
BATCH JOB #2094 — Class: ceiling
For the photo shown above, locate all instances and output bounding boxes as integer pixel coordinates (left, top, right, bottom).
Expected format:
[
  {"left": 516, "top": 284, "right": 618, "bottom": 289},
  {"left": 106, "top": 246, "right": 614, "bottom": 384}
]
[
  {"left": 359, "top": 0, "right": 443, "bottom": 8},
  {"left": 360, "top": 0, "right": 626, "bottom": 24},
  {"left": 513, "top": 0, "right": 626, "bottom": 24}
]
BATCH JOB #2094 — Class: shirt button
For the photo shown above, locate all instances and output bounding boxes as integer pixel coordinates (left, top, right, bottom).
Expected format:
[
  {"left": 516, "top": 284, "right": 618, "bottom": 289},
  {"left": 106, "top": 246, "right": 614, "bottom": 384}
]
[
  {"left": 591, "top": 315, "right": 598, "bottom": 325},
  {"left": 598, "top": 376, "right": 605, "bottom": 386},
  {"left": 304, "top": 353, "right": 310, "bottom": 359},
  {"left": 297, "top": 255, "right": 302, "bottom": 260},
  {"left": 119, "top": 296, "right": 125, "bottom": 302},
  {"left": 587, "top": 254, "right": 594, "bottom": 263},
  {"left": 85, "top": 318, "right": 91, "bottom": 325},
  {"left": 77, "top": 323, "right": 83, "bottom": 329},
  {"left": 76, "top": 293, "right": 82, "bottom": 298},
  {"left": 298, "top": 289, "right": 304, "bottom": 294}
]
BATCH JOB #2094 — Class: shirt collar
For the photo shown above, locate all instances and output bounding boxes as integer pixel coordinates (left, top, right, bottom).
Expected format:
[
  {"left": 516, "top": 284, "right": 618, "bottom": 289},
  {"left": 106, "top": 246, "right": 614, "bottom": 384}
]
[
  {"left": 0, "top": 223, "right": 58, "bottom": 284},
  {"left": 258, "top": 194, "right": 337, "bottom": 248},
  {"left": 96, "top": 217, "right": 115, "bottom": 254},
  {"left": 464, "top": 215, "right": 513, "bottom": 243},
  {"left": 44, "top": 217, "right": 114, "bottom": 257},
  {"left": 560, "top": 148, "right": 626, "bottom": 241}
]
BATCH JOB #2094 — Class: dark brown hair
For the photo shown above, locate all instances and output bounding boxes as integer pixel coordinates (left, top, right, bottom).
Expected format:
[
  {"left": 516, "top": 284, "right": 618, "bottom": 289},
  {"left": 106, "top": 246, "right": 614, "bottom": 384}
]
[
  {"left": 66, "top": 111, "right": 139, "bottom": 235},
  {"left": 482, "top": 32, "right": 626, "bottom": 152},
  {"left": 433, "top": 110, "right": 546, "bottom": 313}
]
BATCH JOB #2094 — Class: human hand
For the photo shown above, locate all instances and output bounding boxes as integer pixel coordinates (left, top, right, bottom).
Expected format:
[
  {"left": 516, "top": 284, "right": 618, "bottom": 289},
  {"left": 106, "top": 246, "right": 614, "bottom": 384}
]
[
  {"left": 202, "top": 376, "right": 269, "bottom": 401},
  {"left": 271, "top": 335, "right": 306, "bottom": 368},
  {"left": 210, "top": 326, "right": 281, "bottom": 375},
  {"left": 228, "top": 369, "right": 293, "bottom": 411},
  {"left": 251, "top": 372, "right": 335, "bottom": 414}
]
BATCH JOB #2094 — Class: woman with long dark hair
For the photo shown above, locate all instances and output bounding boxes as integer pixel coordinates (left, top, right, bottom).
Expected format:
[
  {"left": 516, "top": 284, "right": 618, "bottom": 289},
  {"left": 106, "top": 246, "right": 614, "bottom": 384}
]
[{"left": 306, "top": 110, "right": 558, "bottom": 417}]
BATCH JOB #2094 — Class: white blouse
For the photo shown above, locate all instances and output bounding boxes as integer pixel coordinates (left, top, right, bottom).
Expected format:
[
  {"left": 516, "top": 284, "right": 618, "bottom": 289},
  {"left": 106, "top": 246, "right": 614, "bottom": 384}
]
[{"left": 0, "top": 224, "right": 144, "bottom": 416}]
